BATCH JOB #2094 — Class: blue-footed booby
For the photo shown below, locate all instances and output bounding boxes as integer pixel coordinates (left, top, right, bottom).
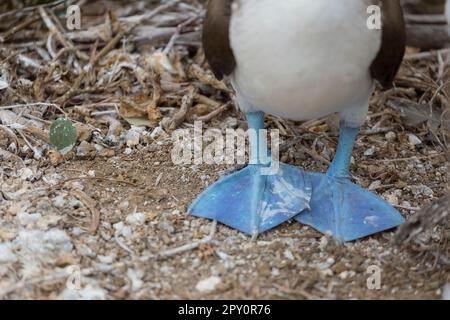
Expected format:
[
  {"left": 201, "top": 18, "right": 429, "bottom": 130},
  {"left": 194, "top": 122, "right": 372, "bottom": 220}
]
[{"left": 189, "top": 0, "right": 406, "bottom": 241}]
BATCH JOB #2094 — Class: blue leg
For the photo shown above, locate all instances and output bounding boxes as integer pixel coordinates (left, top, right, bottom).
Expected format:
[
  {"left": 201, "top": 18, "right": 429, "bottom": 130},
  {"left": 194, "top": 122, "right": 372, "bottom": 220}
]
[
  {"left": 296, "top": 123, "right": 405, "bottom": 242},
  {"left": 189, "top": 112, "right": 312, "bottom": 237},
  {"left": 326, "top": 126, "right": 359, "bottom": 179}
]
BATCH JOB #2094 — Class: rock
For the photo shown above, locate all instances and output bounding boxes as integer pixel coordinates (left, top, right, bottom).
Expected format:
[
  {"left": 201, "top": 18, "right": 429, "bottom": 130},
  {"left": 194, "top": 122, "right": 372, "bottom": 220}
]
[
  {"left": 150, "top": 126, "right": 164, "bottom": 139},
  {"left": 125, "top": 212, "right": 147, "bottom": 226},
  {"left": 36, "top": 215, "right": 62, "bottom": 230},
  {"left": 0, "top": 79, "right": 8, "bottom": 91},
  {"left": 199, "top": 224, "right": 211, "bottom": 235},
  {"left": 97, "top": 255, "right": 115, "bottom": 264},
  {"left": 123, "top": 147, "right": 133, "bottom": 155},
  {"left": 127, "top": 268, "right": 144, "bottom": 291},
  {"left": 195, "top": 276, "right": 221, "bottom": 293},
  {"left": 18, "top": 167, "right": 34, "bottom": 180},
  {"left": 400, "top": 201, "right": 412, "bottom": 209},
  {"left": 319, "top": 236, "right": 329, "bottom": 251},
  {"left": 119, "top": 201, "right": 129, "bottom": 211},
  {"left": 283, "top": 249, "right": 295, "bottom": 261},
  {"left": 98, "top": 148, "right": 115, "bottom": 158},
  {"left": 0, "top": 110, "right": 23, "bottom": 126},
  {"left": 333, "top": 260, "right": 347, "bottom": 274},
  {"left": 385, "top": 131, "right": 396, "bottom": 142},
  {"left": 224, "top": 117, "right": 238, "bottom": 129},
  {"left": 48, "top": 149, "right": 64, "bottom": 166},
  {"left": 217, "top": 251, "right": 235, "bottom": 269},
  {"left": 271, "top": 268, "right": 280, "bottom": 276},
  {"left": 126, "top": 127, "right": 142, "bottom": 147},
  {"left": 443, "top": 284, "right": 450, "bottom": 300},
  {"left": 15, "top": 229, "right": 73, "bottom": 253},
  {"left": 0, "top": 228, "right": 16, "bottom": 242},
  {"left": 71, "top": 227, "right": 86, "bottom": 236},
  {"left": 59, "top": 284, "right": 107, "bottom": 300},
  {"left": 78, "top": 244, "right": 96, "bottom": 258},
  {"left": 216, "top": 251, "right": 231, "bottom": 261},
  {"left": 42, "top": 173, "right": 60, "bottom": 186},
  {"left": 43, "top": 229, "right": 74, "bottom": 252},
  {"left": 76, "top": 141, "right": 96, "bottom": 158},
  {"left": 75, "top": 123, "right": 92, "bottom": 142},
  {"left": 113, "top": 222, "right": 132, "bottom": 239},
  {"left": 408, "top": 134, "right": 422, "bottom": 146},
  {"left": 13, "top": 229, "right": 73, "bottom": 277},
  {"left": 7, "top": 142, "right": 17, "bottom": 154},
  {"left": 338, "top": 271, "right": 355, "bottom": 280},
  {"left": 364, "top": 147, "right": 376, "bottom": 157},
  {"left": 159, "top": 221, "right": 174, "bottom": 234},
  {"left": 384, "top": 193, "right": 399, "bottom": 206},
  {"left": 317, "top": 258, "right": 336, "bottom": 270},
  {"left": 411, "top": 184, "right": 434, "bottom": 198},
  {"left": 368, "top": 180, "right": 382, "bottom": 191},
  {"left": 0, "top": 243, "right": 17, "bottom": 264},
  {"left": 107, "top": 120, "right": 123, "bottom": 137},
  {"left": 17, "top": 211, "right": 42, "bottom": 226}
]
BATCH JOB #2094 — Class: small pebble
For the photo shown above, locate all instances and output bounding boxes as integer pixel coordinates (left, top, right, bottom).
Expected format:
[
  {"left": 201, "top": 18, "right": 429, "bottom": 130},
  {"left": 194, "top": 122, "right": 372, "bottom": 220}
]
[
  {"left": 18, "top": 168, "right": 34, "bottom": 180},
  {"left": 113, "top": 222, "right": 133, "bottom": 239},
  {"left": 195, "top": 276, "right": 222, "bottom": 293},
  {"left": 443, "top": 284, "right": 450, "bottom": 300},
  {"left": 126, "top": 212, "right": 147, "bottom": 226},
  {"left": 385, "top": 194, "right": 399, "bottom": 206},
  {"left": 385, "top": 131, "right": 396, "bottom": 142},
  {"left": 53, "top": 195, "right": 66, "bottom": 208},
  {"left": 150, "top": 127, "right": 163, "bottom": 139},
  {"left": 368, "top": 180, "right": 382, "bottom": 191},
  {"left": 0, "top": 243, "right": 17, "bottom": 264},
  {"left": 17, "top": 211, "right": 42, "bottom": 226},
  {"left": 124, "top": 147, "right": 133, "bottom": 155},
  {"left": 283, "top": 249, "right": 295, "bottom": 261},
  {"left": 364, "top": 147, "right": 376, "bottom": 156},
  {"left": 408, "top": 134, "right": 422, "bottom": 146},
  {"left": 126, "top": 128, "right": 141, "bottom": 147}
]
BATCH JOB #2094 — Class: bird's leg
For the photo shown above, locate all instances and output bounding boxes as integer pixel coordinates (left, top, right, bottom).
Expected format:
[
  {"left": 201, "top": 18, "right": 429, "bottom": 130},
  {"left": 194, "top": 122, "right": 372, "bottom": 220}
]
[
  {"left": 246, "top": 111, "right": 268, "bottom": 166},
  {"left": 327, "top": 124, "right": 359, "bottom": 179},
  {"left": 246, "top": 112, "right": 267, "bottom": 239},
  {"left": 189, "top": 111, "right": 311, "bottom": 237},
  {"left": 296, "top": 119, "right": 404, "bottom": 241}
]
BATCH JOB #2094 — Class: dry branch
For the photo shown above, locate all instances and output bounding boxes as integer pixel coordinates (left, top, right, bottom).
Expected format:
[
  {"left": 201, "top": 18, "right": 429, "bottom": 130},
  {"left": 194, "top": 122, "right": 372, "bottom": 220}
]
[{"left": 402, "top": 0, "right": 450, "bottom": 48}]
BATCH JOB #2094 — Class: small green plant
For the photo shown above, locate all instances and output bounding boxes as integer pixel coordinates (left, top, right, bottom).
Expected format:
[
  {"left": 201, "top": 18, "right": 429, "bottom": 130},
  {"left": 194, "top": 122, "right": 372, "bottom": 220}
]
[{"left": 49, "top": 118, "right": 77, "bottom": 154}]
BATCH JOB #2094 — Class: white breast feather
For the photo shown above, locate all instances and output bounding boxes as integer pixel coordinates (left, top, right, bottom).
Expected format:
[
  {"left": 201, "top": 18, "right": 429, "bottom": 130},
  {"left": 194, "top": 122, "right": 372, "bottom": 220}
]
[{"left": 229, "top": 0, "right": 382, "bottom": 123}]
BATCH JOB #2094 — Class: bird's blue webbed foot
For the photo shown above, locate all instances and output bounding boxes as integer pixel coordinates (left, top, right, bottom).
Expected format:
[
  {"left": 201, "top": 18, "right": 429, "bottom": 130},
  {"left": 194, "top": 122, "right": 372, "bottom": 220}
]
[
  {"left": 189, "top": 163, "right": 312, "bottom": 236},
  {"left": 189, "top": 112, "right": 312, "bottom": 237},
  {"left": 295, "top": 125, "right": 405, "bottom": 242},
  {"left": 296, "top": 173, "right": 405, "bottom": 242}
]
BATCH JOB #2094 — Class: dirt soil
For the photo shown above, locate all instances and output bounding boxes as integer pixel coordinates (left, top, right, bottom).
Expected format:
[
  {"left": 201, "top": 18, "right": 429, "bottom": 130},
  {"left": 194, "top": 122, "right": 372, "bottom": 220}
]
[{"left": 0, "top": 0, "right": 449, "bottom": 299}]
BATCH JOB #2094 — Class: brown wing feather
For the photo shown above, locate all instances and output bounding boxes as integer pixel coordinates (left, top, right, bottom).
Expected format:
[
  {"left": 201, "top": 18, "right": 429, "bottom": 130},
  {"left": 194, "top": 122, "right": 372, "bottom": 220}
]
[
  {"left": 370, "top": 0, "right": 406, "bottom": 88},
  {"left": 202, "top": 0, "right": 236, "bottom": 80}
]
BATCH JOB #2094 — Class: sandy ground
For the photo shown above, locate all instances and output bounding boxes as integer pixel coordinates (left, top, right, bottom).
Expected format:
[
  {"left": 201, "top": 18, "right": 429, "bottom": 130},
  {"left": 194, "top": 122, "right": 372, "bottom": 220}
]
[
  {"left": 1, "top": 110, "right": 449, "bottom": 299},
  {"left": 0, "top": 0, "right": 449, "bottom": 300}
]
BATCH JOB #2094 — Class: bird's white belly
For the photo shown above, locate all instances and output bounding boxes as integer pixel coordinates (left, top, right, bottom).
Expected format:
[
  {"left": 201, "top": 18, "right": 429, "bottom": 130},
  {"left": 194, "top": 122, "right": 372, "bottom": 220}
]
[{"left": 229, "top": 0, "right": 382, "bottom": 120}]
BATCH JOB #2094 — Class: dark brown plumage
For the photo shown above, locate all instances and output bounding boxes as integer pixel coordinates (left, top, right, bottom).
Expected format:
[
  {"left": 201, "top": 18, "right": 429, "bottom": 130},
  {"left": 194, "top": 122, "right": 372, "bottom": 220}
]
[
  {"left": 202, "top": 0, "right": 235, "bottom": 80},
  {"left": 370, "top": 0, "right": 406, "bottom": 88}
]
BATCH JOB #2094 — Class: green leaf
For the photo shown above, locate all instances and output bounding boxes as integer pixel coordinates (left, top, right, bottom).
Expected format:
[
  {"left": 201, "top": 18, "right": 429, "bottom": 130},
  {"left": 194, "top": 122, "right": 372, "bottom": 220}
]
[{"left": 49, "top": 118, "right": 78, "bottom": 154}]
